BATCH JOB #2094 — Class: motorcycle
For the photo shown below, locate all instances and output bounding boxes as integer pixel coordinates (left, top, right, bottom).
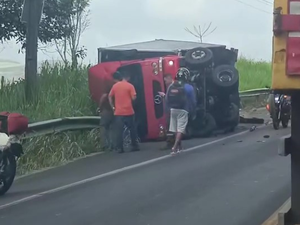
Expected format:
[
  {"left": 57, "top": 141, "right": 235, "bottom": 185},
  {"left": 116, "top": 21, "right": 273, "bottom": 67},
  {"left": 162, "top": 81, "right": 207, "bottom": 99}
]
[
  {"left": 0, "top": 113, "right": 27, "bottom": 196},
  {"left": 267, "top": 93, "right": 291, "bottom": 130}
]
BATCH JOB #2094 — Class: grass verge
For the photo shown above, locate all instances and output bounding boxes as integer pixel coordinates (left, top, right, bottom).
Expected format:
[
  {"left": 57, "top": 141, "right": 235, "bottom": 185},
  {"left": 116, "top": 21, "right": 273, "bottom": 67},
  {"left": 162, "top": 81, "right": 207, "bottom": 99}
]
[
  {"left": 0, "top": 58, "right": 271, "bottom": 175},
  {"left": 237, "top": 57, "right": 271, "bottom": 91},
  {"left": 0, "top": 62, "right": 101, "bottom": 175},
  {"left": 18, "top": 129, "right": 101, "bottom": 175}
]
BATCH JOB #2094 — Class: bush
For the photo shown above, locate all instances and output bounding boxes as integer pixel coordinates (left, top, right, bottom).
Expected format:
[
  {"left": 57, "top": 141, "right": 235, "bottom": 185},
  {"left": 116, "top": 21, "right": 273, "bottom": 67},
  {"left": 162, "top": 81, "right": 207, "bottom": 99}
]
[{"left": 0, "top": 58, "right": 272, "bottom": 175}]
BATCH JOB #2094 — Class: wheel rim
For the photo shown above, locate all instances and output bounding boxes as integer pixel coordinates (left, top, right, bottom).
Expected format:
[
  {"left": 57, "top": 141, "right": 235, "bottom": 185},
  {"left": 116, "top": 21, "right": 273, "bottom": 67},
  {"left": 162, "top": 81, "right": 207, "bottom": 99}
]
[
  {"left": 123, "top": 128, "right": 131, "bottom": 148},
  {"left": 123, "top": 127, "right": 140, "bottom": 148},
  {"left": 217, "top": 70, "right": 232, "bottom": 83},
  {"left": 191, "top": 50, "right": 206, "bottom": 60}
]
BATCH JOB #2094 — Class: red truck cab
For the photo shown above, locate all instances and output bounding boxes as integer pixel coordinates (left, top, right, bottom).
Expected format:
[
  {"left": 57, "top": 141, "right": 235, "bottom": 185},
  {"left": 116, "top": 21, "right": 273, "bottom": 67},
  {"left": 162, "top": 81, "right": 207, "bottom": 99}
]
[
  {"left": 89, "top": 54, "right": 181, "bottom": 140},
  {"left": 88, "top": 40, "right": 239, "bottom": 141}
]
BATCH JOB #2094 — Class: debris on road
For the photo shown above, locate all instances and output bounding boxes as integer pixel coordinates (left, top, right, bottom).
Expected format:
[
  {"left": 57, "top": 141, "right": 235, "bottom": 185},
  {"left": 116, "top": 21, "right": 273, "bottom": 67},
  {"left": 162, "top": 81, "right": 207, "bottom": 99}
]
[{"left": 250, "top": 125, "right": 257, "bottom": 132}]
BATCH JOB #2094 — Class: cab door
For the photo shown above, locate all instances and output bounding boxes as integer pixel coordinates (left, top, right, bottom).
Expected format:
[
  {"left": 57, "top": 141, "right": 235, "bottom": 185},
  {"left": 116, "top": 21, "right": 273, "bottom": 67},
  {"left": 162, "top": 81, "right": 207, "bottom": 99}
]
[
  {"left": 138, "top": 58, "right": 167, "bottom": 140},
  {"left": 88, "top": 62, "right": 122, "bottom": 104}
]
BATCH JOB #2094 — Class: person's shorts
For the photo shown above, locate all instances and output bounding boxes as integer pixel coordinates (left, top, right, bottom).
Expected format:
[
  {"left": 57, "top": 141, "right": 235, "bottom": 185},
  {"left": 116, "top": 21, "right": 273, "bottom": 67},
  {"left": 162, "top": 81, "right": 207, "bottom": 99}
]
[{"left": 169, "top": 109, "right": 189, "bottom": 133}]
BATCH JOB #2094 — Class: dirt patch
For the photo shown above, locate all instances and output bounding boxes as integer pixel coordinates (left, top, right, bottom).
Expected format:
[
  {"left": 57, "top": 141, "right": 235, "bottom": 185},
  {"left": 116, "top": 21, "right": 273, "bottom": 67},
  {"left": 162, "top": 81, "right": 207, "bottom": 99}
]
[{"left": 240, "top": 94, "right": 269, "bottom": 110}]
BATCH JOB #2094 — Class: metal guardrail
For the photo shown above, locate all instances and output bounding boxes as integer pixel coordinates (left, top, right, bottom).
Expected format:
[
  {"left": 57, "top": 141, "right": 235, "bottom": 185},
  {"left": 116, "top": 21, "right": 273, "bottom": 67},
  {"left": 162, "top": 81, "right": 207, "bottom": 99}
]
[
  {"left": 22, "top": 88, "right": 270, "bottom": 138},
  {"left": 239, "top": 88, "right": 270, "bottom": 97},
  {"left": 24, "top": 116, "right": 101, "bottom": 139}
]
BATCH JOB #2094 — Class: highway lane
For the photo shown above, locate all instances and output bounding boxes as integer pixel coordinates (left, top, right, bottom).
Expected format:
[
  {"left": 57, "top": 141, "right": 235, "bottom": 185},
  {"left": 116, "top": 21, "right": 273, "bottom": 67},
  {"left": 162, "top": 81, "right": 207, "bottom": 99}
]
[
  {"left": 1, "top": 125, "right": 249, "bottom": 206},
  {"left": 0, "top": 125, "right": 291, "bottom": 225}
]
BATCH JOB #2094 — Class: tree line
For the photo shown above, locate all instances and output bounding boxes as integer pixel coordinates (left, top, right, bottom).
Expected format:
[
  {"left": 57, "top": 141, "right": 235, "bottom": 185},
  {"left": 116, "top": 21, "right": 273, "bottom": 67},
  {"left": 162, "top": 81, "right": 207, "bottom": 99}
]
[{"left": 0, "top": 0, "right": 90, "bottom": 67}]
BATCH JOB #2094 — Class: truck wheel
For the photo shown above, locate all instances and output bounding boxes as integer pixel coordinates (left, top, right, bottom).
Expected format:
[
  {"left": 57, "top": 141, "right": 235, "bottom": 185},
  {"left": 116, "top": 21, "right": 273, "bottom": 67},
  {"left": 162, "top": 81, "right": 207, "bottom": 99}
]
[
  {"left": 184, "top": 125, "right": 193, "bottom": 139},
  {"left": 211, "top": 65, "right": 239, "bottom": 88},
  {"left": 123, "top": 126, "right": 140, "bottom": 148},
  {"left": 198, "top": 113, "right": 217, "bottom": 137},
  {"left": 185, "top": 47, "right": 213, "bottom": 67},
  {"left": 217, "top": 103, "right": 239, "bottom": 130},
  {"left": 281, "top": 118, "right": 289, "bottom": 128},
  {"left": 225, "top": 103, "right": 239, "bottom": 123},
  {"left": 273, "top": 118, "right": 280, "bottom": 130},
  {"left": 268, "top": 94, "right": 276, "bottom": 120}
]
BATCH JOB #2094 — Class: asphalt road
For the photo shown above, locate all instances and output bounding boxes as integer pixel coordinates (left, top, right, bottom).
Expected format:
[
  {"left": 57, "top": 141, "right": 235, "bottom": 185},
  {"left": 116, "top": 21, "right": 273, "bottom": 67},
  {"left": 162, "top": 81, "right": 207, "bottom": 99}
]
[{"left": 0, "top": 125, "right": 291, "bottom": 225}]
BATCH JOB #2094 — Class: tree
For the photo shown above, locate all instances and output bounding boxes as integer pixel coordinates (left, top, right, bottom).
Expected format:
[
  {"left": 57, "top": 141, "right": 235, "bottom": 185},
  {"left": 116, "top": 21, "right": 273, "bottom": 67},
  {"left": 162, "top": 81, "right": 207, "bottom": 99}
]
[
  {"left": 53, "top": 0, "right": 90, "bottom": 68},
  {"left": 185, "top": 22, "right": 217, "bottom": 43},
  {"left": 0, "top": 0, "right": 76, "bottom": 46}
]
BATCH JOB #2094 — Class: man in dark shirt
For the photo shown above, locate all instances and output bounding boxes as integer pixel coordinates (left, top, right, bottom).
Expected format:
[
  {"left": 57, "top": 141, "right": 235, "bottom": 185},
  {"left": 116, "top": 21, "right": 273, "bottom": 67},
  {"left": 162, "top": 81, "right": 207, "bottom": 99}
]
[
  {"left": 166, "top": 68, "right": 197, "bottom": 153},
  {"left": 99, "top": 71, "right": 121, "bottom": 151}
]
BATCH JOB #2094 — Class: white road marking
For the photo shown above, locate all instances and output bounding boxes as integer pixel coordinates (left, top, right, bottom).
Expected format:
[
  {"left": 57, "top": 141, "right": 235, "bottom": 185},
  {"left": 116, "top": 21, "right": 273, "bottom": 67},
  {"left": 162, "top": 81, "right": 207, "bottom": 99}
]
[{"left": 0, "top": 125, "right": 265, "bottom": 210}]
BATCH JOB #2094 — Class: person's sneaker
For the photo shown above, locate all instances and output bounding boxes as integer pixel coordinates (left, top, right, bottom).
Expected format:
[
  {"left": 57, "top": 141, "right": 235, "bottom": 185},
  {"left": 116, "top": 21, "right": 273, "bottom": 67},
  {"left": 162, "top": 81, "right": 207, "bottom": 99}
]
[
  {"left": 170, "top": 148, "right": 178, "bottom": 155},
  {"left": 170, "top": 151, "right": 177, "bottom": 155},
  {"left": 177, "top": 146, "right": 183, "bottom": 153}
]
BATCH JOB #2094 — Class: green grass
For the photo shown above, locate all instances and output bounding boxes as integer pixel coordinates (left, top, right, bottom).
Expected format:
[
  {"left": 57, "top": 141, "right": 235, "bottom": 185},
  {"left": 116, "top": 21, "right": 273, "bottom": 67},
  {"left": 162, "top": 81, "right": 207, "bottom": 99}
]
[
  {"left": 0, "top": 58, "right": 272, "bottom": 175},
  {"left": 18, "top": 129, "right": 102, "bottom": 174},
  {"left": 0, "top": 62, "right": 96, "bottom": 122},
  {"left": 237, "top": 57, "right": 272, "bottom": 91},
  {"left": 0, "top": 62, "right": 102, "bottom": 175}
]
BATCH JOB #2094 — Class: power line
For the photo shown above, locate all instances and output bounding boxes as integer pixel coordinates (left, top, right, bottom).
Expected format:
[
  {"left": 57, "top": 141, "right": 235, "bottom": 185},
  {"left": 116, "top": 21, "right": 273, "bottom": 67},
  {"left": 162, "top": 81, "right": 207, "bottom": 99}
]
[
  {"left": 233, "top": 0, "right": 272, "bottom": 14},
  {"left": 255, "top": 0, "right": 272, "bottom": 6}
]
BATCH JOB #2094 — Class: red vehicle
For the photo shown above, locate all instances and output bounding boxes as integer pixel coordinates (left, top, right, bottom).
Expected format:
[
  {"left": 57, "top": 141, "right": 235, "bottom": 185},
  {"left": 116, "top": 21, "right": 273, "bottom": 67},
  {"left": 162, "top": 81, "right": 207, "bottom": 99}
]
[{"left": 88, "top": 40, "right": 240, "bottom": 141}]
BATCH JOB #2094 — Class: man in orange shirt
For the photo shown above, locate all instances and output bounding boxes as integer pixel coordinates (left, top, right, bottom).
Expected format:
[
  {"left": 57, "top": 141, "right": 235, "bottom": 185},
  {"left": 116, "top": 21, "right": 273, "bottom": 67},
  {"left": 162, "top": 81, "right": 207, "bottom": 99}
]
[{"left": 108, "top": 71, "right": 140, "bottom": 153}]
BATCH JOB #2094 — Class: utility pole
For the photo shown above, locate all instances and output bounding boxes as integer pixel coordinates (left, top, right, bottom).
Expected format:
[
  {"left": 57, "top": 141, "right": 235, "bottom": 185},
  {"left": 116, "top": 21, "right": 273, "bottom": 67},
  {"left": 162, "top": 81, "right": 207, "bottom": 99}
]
[{"left": 21, "top": 0, "right": 44, "bottom": 102}]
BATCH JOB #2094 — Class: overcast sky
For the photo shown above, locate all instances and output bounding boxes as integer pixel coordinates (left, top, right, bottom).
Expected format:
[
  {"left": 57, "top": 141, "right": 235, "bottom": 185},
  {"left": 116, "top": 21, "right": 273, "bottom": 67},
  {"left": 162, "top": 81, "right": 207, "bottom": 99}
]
[{"left": 0, "top": 0, "right": 273, "bottom": 64}]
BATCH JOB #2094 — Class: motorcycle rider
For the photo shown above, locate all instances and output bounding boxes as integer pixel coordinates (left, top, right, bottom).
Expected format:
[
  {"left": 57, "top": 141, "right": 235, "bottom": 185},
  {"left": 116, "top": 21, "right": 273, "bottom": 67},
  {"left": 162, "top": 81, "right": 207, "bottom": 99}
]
[{"left": 165, "top": 68, "right": 197, "bottom": 153}]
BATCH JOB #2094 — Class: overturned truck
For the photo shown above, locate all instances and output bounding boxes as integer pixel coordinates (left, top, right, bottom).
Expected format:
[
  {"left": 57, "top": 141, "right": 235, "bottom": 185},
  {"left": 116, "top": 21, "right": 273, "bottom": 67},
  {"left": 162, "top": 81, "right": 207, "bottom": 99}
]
[{"left": 88, "top": 39, "right": 240, "bottom": 141}]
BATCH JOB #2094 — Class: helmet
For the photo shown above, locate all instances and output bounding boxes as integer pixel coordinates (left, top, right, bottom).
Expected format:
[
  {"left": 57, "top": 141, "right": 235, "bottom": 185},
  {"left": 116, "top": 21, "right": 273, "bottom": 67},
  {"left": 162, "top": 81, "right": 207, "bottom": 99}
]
[{"left": 176, "top": 67, "right": 190, "bottom": 81}]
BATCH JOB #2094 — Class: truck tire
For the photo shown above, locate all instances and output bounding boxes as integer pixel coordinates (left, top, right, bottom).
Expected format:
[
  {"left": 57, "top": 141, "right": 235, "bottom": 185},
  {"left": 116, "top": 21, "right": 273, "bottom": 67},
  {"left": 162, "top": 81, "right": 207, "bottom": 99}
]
[
  {"left": 225, "top": 103, "right": 239, "bottom": 123},
  {"left": 281, "top": 117, "right": 289, "bottom": 128},
  {"left": 268, "top": 94, "right": 276, "bottom": 120},
  {"left": 197, "top": 113, "right": 217, "bottom": 137},
  {"left": 216, "top": 103, "right": 239, "bottom": 130},
  {"left": 184, "top": 47, "right": 213, "bottom": 67},
  {"left": 211, "top": 65, "right": 239, "bottom": 88}
]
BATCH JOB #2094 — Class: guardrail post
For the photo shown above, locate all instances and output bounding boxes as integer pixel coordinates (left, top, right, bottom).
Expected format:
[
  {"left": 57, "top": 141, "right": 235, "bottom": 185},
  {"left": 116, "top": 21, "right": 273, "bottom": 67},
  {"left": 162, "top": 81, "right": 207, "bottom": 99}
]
[{"left": 286, "top": 92, "right": 300, "bottom": 224}]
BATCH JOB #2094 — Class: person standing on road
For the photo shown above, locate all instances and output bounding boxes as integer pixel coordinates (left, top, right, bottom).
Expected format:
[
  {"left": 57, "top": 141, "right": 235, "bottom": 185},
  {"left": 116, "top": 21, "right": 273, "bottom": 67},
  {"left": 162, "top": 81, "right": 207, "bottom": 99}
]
[
  {"left": 166, "top": 68, "right": 196, "bottom": 154},
  {"left": 98, "top": 71, "right": 122, "bottom": 151},
  {"left": 159, "top": 74, "right": 175, "bottom": 150},
  {"left": 108, "top": 72, "right": 140, "bottom": 153}
]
